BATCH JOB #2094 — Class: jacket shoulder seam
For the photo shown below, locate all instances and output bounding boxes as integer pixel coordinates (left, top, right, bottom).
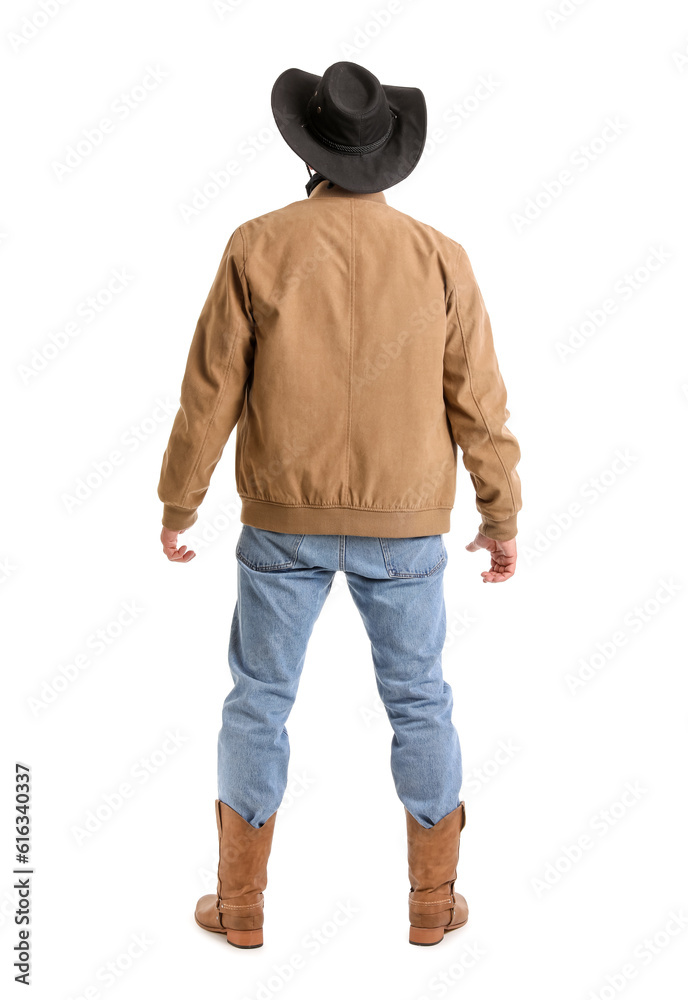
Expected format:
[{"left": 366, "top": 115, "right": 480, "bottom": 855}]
[
  {"left": 447, "top": 242, "right": 462, "bottom": 301},
  {"left": 237, "top": 224, "right": 247, "bottom": 275}
]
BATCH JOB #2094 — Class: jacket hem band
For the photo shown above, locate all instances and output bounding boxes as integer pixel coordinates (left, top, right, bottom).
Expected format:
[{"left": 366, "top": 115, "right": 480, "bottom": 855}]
[{"left": 239, "top": 498, "right": 451, "bottom": 537}]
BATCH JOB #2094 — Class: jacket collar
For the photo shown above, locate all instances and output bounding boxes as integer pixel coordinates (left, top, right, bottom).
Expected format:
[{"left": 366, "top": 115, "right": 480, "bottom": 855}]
[{"left": 308, "top": 181, "right": 387, "bottom": 205}]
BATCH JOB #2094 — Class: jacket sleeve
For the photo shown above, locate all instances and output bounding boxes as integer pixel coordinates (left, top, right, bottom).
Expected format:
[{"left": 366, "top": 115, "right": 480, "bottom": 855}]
[
  {"left": 443, "top": 244, "right": 522, "bottom": 541},
  {"left": 157, "top": 226, "right": 255, "bottom": 531}
]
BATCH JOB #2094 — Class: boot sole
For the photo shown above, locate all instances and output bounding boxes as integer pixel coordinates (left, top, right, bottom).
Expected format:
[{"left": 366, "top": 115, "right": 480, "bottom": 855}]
[
  {"left": 194, "top": 915, "right": 264, "bottom": 948},
  {"left": 227, "top": 928, "right": 263, "bottom": 948},
  {"left": 409, "top": 918, "right": 468, "bottom": 946}
]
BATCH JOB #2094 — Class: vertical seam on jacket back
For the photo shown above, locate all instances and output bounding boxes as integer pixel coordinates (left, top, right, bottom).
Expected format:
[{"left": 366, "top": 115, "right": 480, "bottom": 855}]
[{"left": 343, "top": 199, "right": 355, "bottom": 501}]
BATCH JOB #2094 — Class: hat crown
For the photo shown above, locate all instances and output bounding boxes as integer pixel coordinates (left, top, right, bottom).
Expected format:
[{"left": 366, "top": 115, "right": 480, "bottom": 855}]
[{"left": 305, "top": 61, "right": 394, "bottom": 150}]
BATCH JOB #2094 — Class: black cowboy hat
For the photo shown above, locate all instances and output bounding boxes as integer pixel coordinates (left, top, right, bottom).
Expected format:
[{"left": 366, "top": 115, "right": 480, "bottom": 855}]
[{"left": 271, "top": 61, "right": 427, "bottom": 194}]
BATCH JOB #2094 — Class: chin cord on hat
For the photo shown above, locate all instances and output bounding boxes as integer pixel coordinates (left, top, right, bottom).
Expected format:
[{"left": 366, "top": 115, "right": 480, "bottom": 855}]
[{"left": 305, "top": 163, "right": 334, "bottom": 197}]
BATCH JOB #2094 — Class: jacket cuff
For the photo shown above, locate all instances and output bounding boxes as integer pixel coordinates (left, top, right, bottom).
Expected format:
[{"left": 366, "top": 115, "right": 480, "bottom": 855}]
[
  {"left": 479, "top": 513, "right": 518, "bottom": 541},
  {"left": 162, "top": 503, "right": 198, "bottom": 532}
]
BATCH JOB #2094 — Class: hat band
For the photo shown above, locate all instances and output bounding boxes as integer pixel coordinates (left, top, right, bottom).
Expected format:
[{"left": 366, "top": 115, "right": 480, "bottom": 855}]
[{"left": 303, "top": 107, "right": 396, "bottom": 156}]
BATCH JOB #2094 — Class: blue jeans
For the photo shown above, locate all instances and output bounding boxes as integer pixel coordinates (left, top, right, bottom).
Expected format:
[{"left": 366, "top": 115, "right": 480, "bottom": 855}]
[{"left": 218, "top": 526, "right": 462, "bottom": 829}]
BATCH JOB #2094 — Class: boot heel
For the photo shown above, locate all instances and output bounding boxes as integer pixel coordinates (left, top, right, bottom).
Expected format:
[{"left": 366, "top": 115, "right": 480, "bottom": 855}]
[
  {"left": 409, "top": 924, "right": 444, "bottom": 946},
  {"left": 226, "top": 928, "right": 263, "bottom": 949}
]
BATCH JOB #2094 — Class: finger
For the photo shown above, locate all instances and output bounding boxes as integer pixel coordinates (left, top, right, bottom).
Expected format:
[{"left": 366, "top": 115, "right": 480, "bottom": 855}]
[
  {"left": 163, "top": 544, "right": 185, "bottom": 562},
  {"left": 481, "top": 568, "right": 514, "bottom": 582},
  {"left": 489, "top": 557, "right": 515, "bottom": 575},
  {"left": 170, "top": 546, "right": 196, "bottom": 562},
  {"left": 497, "top": 557, "right": 516, "bottom": 575}
]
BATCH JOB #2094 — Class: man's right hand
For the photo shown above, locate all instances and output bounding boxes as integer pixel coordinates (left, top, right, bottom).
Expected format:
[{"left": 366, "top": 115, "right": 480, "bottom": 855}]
[
  {"left": 160, "top": 527, "right": 196, "bottom": 563},
  {"left": 465, "top": 532, "right": 517, "bottom": 583}
]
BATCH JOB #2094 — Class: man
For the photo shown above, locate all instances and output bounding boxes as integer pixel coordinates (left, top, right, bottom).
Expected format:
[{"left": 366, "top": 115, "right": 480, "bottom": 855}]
[{"left": 158, "top": 61, "right": 522, "bottom": 949}]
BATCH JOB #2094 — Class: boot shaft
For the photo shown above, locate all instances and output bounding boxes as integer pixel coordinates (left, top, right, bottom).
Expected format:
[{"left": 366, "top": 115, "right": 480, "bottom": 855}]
[
  {"left": 406, "top": 801, "right": 467, "bottom": 933},
  {"left": 215, "top": 799, "right": 277, "bottom": 929}
]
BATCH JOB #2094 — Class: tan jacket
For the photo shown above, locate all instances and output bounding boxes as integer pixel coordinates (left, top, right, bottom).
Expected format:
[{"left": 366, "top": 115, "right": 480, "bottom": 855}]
[{"left": 158, "top": 182, "right": 522, "bottom": 540}]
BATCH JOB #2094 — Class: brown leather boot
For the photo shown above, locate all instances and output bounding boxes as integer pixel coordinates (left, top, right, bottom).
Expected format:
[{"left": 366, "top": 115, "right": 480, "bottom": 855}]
[
  {"left": 195, "top": 799, "right": 277, "bottom": 948},
  {"left": 406, "top": 800, "right": 468, "bottom": 945}
]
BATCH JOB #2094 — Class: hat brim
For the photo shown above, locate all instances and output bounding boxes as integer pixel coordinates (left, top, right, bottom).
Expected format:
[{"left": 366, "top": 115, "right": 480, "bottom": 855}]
[{"left": 271, "top": 67, "right": 426, "bottom": 193}]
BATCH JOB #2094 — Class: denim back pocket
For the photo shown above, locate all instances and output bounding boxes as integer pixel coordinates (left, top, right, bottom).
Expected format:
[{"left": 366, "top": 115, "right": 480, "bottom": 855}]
[
  {"left": 379, "top": 535, "right": 446, "bottom": 579},
  {"left": 236, "top": 525, "right": 305, "bottom": 572}
]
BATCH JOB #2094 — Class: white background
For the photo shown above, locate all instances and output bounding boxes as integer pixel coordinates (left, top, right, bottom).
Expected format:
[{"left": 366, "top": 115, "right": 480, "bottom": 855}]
[{"left": 2, "top": 0, "right": 687, "bottom": 997}]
